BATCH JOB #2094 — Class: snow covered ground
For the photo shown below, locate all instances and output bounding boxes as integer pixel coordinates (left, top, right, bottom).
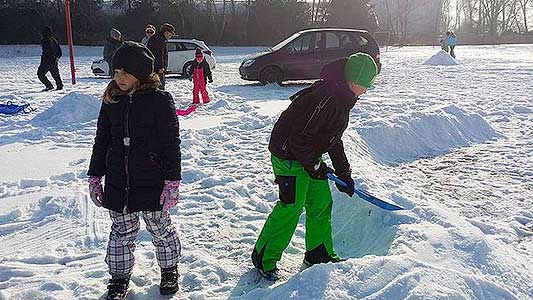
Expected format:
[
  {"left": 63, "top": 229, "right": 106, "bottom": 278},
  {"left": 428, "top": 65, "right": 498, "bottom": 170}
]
[{"left": 0, "top": 44, "right": 532, "bottom": 300}]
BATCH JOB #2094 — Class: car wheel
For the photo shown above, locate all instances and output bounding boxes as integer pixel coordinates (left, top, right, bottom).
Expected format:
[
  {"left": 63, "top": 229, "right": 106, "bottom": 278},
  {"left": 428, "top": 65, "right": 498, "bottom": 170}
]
[
  {"left": 182, "top": 61, "right": 194, "bottom": 78},
  {"left": 260, "top": 66, "right": 283, "bottom": 85}
]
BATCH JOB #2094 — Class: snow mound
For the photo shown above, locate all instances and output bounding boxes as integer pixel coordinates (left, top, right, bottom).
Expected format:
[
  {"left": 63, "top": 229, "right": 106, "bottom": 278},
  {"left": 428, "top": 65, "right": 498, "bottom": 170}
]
[
  {"left": 31, "top": 92, "right": 101, "bottom": 127},
  {"left": 357, "top": 105, "right": 498, "bottom": 164},
  {"left": 423, "top": 50, "right": 458, "bottom": 65}
]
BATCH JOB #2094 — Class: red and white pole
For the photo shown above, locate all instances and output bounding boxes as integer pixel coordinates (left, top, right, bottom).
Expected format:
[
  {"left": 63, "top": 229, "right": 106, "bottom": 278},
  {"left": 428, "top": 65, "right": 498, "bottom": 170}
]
[{"left": 65, "top": 0, "right": 76, "bottom": 85}]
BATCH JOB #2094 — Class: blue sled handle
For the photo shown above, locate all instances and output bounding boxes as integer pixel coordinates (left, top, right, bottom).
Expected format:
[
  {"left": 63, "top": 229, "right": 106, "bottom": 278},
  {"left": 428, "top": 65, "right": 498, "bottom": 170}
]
[
  {"left": 327, "top": 173, "right": 348, "bottom": 187},
  {"left": 327, "top": 173, "right": 404, "bottom": 211}
]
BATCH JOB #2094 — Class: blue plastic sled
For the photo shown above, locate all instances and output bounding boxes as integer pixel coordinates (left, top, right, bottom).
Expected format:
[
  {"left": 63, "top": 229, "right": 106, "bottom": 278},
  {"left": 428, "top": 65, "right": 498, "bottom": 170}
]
[
  {"left": 0, "top": 101, "right": 33, "bottom": 115},
  {"left": 327, "top": 173, "right": 404, "bottom": 211}
]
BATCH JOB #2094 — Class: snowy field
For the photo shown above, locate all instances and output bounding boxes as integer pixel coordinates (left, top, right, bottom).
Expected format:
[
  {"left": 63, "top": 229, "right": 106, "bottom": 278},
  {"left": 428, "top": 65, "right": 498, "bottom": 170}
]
[{"left": 0, "top": 44, "right": 532, "bottom": 300}]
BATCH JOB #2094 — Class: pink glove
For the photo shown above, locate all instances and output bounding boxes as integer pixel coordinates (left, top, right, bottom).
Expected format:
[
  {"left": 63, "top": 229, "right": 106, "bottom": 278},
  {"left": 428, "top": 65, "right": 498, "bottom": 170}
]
[
  {"left": 160, "top": 180, "right": 180, "bottom": 211},
  {"left": 88, "top": 176, "right": 103, "bottom": 207}
]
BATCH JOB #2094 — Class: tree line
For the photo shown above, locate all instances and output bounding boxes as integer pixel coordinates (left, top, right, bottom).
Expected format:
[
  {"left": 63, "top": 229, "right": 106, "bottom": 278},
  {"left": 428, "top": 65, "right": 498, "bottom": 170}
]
[
  {"left": 0, "top": 0, "right": 531, "bottom": 46},
  {"left": 0, "top": 0, "right": 378, "bottom": 45}
]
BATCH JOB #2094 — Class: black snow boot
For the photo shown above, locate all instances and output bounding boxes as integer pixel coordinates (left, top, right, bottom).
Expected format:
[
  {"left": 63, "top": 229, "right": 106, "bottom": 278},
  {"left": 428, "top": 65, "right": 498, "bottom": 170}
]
[
  {"left": 106, "top": 277, "right": 129, "bottom": 300},
  {"left": 160, "top": 266, "right": 179, "bottom": 295}
]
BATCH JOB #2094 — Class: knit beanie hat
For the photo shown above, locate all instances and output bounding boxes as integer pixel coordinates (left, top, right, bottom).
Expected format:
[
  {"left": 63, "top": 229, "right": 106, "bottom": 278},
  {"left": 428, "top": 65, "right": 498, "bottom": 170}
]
[
  {"left": 110, "top": 28, "right": 121, "bottom": 40},
  {"left": 112, "top": 41, "right": 155, "bottom": 80},
  {"left": 344, "top": 52, "right": 378, "bottom": 89},
  {"left": 145, "top": 24, "right": 155, "bottom": 34},
  {"left": 195, "top": 48, "right": 203, "bottom": 58},
  {"left": 160, "top": 23, "right": 176, "bottom": 35}
]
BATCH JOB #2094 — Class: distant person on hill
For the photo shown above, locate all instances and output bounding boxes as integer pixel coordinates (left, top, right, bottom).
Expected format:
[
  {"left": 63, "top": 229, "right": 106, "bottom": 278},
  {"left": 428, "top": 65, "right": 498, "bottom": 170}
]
[
  {"left": 38, "top": 26, "right": 63, "bottom": 91},
  {"left": 147, "top": 23, "right": 176, "bottom": 90},
  {"left": 186, "top": 48, "right": 213, "bottom": 104},
  {"left": 440, "top": 36, "right": 449, "bottom": 52},
  {"left": 251, "top": 53, "right": 378, "bottom": 281},
  {"left": 141, "top": 24, "right": 156, "bottom": 46},
  {"left": 447, "top": 31, "right": 457, "bottom": 58},
  {"left": 103, "top": 28, "right": 123, "bottom": 76}
]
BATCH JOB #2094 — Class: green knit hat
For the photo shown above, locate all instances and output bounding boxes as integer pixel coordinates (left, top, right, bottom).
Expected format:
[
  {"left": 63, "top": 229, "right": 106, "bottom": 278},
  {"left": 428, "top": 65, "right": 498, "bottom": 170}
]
[{"left": 344, "top": 52, "right": 378, "bottom": 89}]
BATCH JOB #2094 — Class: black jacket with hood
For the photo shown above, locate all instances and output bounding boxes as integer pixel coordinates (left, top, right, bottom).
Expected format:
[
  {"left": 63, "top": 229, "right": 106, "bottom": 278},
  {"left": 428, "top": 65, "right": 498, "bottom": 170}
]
[
  {"left": 146, "top": 32, "right": 168, "bottom": 71},
  {"left": 103, "top": 37, "right": 123, "bottom": 63},
  {"left": 88, "top": 86, "right": 181, "bottom": 213},
  {"left": 268, "top": 58, "right": 356, "bottom": 176},
  {"left": 40, "top": 27, "right": 62, "bottom": 63}
]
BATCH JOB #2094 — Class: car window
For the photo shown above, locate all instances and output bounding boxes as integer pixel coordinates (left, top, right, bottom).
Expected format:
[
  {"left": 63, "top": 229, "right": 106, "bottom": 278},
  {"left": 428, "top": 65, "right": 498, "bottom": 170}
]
[
  {"left": 352, "top": 34, "right": 369, "bottom": 47},
  {"left": 324, "top": 32, "right": 340, "bottom": 49},
  {"left": 167, "top": 42, "right": 181, "bottom": 52},
  {"left": 338, "top": 32, "right": 355, "bottom": 49},
  {"left": 182, "top": 42, "right": 199, "bottom": 50},
  {"left": 287, "top": 33, "right": 316, "bottom": 53}
]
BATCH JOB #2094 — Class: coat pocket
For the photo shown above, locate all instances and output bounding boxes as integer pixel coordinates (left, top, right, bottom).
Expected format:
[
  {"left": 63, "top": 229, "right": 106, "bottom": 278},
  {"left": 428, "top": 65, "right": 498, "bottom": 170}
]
[{"left": 275, "top": 175, "right": 297, "bottom": 205}]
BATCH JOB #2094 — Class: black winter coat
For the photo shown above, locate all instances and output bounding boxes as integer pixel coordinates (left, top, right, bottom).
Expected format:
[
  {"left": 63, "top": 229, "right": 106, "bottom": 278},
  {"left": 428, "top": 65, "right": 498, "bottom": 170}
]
[
  {"left": 186, "top": 60, "right": 212, "bottom": 83},
  {"left": 146, "top": 32, "right": 168, "bottom": 71},
  {"left": 269, "top": 58, "right": 356, "bottom": 176},
  {"left": 88, "top": 88, "right": 181, "bottom": 213},
  {"left": 41, "top": 33, "right": 62, "bottom": 63},
  {"left": 103, "top": 37, "right": 123, "bottom": 63}
]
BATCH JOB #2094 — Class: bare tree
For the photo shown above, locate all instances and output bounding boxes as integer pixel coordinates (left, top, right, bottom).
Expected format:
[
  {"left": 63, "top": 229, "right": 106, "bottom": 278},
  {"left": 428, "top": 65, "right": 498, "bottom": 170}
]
[{"left": 516, "top": 0, "right": 531, "bottom": 32}]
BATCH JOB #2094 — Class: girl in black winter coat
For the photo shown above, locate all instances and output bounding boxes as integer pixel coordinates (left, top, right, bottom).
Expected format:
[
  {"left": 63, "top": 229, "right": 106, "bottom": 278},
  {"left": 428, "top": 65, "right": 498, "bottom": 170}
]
[{"left": 87, "top": 41, "right": 182, "bottom": 300}]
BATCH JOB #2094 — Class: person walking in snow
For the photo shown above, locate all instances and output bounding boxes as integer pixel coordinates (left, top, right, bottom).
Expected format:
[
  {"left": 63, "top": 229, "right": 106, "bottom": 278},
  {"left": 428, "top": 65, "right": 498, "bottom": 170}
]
[
  {"left": 186, "top": 48, "right": 213, "bottom": 104},
  {"left": 251, "top": 53, "right": 379, "bottom": 281},
  {"left": 87, "top": 41, "right": 182, "bottom": 300},
  {"left": 38, "top": 26, "right": 63, "bottom": 91},
  {"left": 147, "top": 23, "right": 176, "bottom": 90},
  {"left": 447, "top": 31, "right": 457, "bottom": 58},
  {"left": 103, "top": 28, "right": 123, "bottom": 76},
  {"left": 141, "top": 24, "right": 156, "bottom": 46}
]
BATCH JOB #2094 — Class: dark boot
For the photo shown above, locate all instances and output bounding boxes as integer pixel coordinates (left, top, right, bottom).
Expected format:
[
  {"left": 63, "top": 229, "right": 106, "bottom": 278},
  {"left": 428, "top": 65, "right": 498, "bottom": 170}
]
[
  {"left": 160, "top": 266, "right": 179, "bottom": 295},
  {"left": 257, "top": 267, "right": 280, "bottom": 281},
  {"left": 303, "top": 243, "right": 342, "bottom": 267},
  {"left": 106, "top": 277, "right": 129, "bottom": 300}
]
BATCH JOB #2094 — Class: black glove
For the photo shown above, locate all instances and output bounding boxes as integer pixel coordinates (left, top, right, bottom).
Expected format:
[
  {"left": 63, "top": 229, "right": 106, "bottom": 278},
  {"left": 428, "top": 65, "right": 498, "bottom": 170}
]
[
  {"left": 305, "top": 162, "right": 334, "bottom": 180},
  {"left": 335, "top": 173, "right": 355, "bottom": 197},
  {"left": 209, "top": 79, "right": 213, "bottom": 83}
]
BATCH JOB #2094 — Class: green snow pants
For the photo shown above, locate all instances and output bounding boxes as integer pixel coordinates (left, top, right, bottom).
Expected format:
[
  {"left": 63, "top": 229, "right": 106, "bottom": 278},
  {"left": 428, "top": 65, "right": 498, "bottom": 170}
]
[{"left": 252, "top": 155, "right": 338, "bottom": 272}]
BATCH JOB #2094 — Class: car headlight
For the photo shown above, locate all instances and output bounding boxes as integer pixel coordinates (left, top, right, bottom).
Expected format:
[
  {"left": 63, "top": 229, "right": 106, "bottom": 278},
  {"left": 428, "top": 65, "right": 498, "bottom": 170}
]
[{"left": 242, "top": 59, "right": 255, "bottom": 68}]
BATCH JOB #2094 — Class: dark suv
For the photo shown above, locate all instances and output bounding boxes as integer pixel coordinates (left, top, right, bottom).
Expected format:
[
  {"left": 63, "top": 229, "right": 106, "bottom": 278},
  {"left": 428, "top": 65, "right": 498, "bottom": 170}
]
[{"left": 239, "top": 28, "right": 381, "bottom": 85}]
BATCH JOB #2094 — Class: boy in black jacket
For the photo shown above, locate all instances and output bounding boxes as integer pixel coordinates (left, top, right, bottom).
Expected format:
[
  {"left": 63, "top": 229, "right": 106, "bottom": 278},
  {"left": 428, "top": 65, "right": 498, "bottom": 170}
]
[
  {"left": 252, "top": 53, "right": 378, "bottom": 281},
  {"left": 38, "top": 26, "right": 63, "bottom": 91}
]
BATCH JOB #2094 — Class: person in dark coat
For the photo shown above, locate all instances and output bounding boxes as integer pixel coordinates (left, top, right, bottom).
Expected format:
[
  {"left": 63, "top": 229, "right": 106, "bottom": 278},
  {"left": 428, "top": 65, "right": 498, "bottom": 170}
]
[
  {"left": 187, "top": 48, "right": 213, "bottom": 104},
  {"left": 87, "top": 41, "right": 181, "bottom": 300},
  {"left": 103, "top": 28, "right": 123, "bottom": 76},
  {"left": 251, "top": 53, "right": 379, "bottom": 281},
  {"left": 38, "top": 26, "right": 63, "bottom": 91},
  {"left": 147, "top": 23, "right": 175, "bottom": 89}
]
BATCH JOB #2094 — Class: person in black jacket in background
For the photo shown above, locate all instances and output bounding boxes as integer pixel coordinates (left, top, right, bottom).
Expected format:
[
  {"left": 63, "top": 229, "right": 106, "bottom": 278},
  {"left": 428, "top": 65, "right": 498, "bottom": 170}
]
[
  {"left": 87, "top": 42, "right": 181, "bottom": 300},
  {"left": 103, "top": 28, "right": 123, "bottom": 76},
  {"left": 38, "top": 26, "right": 63, "bottom": 91},
  {"left": 251, "top": 53, "right": 379, "bottom": 281},
  {"left": 187, "top": 48, "right": 213, "bottom": 104},
  {"left": 147, "top": 23, "right": 175, "bottom": 89}
]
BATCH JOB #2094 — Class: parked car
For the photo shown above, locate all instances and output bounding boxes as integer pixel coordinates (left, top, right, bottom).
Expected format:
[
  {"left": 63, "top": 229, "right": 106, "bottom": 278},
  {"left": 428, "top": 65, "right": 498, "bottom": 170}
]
[
  {"left": 91, "top": 37, "right": 216, "bottom": 77},
  {"left": 239, "top": 28, "right": 381, "bottom": 85}
]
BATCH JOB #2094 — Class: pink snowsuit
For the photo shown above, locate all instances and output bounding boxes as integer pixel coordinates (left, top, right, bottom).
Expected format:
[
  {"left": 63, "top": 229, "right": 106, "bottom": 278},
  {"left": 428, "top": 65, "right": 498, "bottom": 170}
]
[{"left": 193, "top": 65, "right": 210, "bottom": 104}]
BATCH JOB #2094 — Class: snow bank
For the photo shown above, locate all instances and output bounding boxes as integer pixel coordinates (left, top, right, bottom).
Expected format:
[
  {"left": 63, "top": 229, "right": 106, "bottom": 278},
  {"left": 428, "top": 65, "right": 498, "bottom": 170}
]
[
  {"left": 357, "top": 105, "right": 498, "bottom": 164},
  {"left": 31, "top": 92, "right": 101, "bottom": 127},
  {"left": 423, "top": 50, "right": 458, "bottom": 65}
]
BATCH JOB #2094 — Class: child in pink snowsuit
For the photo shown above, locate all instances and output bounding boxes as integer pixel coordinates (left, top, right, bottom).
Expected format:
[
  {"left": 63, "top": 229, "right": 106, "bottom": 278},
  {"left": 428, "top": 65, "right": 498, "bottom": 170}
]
[{"left": 188, "top": 48, "right": 213, "bottom": 104}]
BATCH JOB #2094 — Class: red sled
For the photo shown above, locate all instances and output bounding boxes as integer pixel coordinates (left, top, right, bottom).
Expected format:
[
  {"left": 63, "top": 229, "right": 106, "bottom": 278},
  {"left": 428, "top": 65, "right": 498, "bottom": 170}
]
[{"left": 176, "top": 104, "right": 197, "bottom": 116}]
